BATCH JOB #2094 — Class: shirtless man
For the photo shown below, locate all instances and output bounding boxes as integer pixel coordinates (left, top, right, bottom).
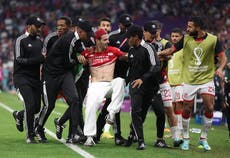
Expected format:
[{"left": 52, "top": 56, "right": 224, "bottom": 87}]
[{"left": 78, "top": 28, "right": 127, "bottom": 146}]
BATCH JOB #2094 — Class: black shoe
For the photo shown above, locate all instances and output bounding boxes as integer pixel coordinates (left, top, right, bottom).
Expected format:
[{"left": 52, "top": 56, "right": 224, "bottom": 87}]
[
  {"left": 173, "top": 139, "right": 183, "bottom": 147},
  {"left": 66, "top": 137, "right": 72, "bottom": 143},
  {"left": 71, "top": 134, "right": 87, "bottom": 144},
  {"left": 54, "top": 118, "right": 65, "bottom": 139},
  {"left": 93, "top": 136, "right": 101, "bottom": 144},
  {"left": 154, "top": 139, "right": 170, "bottom": 148},
  {"left": 95, "top": 134, "right": 101, "bottom": 143},
  {"left": 124, "top": 135, "right": 133, "bottom": 147},
  {"left": 115, "top": 135, "right": 127, "bottom": 145},
  {"left": 133, "top": 135, "right": 138, "bottom": 143},
  {"left": 26, "top": 137, "right": 37, "bottom": 144},
  {"left": 136, "top": 141, "right": 145, "bottom": 150},
  {"left": 13, "top": 111, "right": 23, "bottom": 132},
  {"left": 35, "top": 127, "right": 48, "bottom": 143}
]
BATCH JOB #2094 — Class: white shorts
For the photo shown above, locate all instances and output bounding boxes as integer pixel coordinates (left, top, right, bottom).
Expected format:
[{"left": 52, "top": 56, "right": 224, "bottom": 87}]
[
  {"left": 159, "top": 82, "right": 173, "bottom": 107},
  {"left": 183, "top": 80, "right": 215, "bottom": 102},
  {"left": 171, "top": 84, "right": 184, "bottom": 102}
]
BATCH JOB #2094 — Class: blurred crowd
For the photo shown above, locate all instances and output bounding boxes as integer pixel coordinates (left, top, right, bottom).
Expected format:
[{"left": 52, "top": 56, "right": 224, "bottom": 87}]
[{"left": 0, "top": 0, "right": 230, "bottom": 92}]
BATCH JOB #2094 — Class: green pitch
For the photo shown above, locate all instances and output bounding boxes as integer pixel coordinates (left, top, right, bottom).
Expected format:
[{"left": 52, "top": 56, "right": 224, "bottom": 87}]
[{"left": 0, "top": 92, "right": 230, "bottom": 158}]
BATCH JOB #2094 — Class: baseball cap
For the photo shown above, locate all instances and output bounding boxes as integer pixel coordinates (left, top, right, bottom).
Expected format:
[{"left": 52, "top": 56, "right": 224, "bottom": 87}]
[
  {"left": 144, "top": 21, "right": 157, "bottom": 35},
  {"left": 26, "top": 16, "right": 45, "bottom": 27},
  {"left": 119, "top": 14, "right": 133, "bottom": 27},
  {"left": 152, "top": 20, "right": 163, "bottom": 29},
  {"left": 73, "top": 16, "right": 85, "bottom": 26},
  {"left": 94, "top": 28, "right": 107, "bottom": 40}
]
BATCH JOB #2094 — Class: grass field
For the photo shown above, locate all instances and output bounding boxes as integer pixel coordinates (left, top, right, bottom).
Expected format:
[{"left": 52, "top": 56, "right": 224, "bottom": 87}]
[{"left": 0, "top": 91, "right": 230, "bottom": 158}]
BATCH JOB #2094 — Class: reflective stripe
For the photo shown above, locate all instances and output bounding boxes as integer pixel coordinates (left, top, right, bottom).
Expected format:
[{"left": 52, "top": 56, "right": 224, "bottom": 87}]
[{"left": 15, "top": 34, "right": 27, "bottom": 58}]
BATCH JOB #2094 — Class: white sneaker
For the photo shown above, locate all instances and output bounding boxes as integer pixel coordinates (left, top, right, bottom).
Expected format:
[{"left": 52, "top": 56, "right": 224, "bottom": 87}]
[
  {"left": 84, "top": 136, "right": 95, "bottom": 147},
  {"left": 198, "top": 140, "right": 211, "bottom": 151},
  {"left": 181, "top": 139, "right": 189, "bottom": 150}
]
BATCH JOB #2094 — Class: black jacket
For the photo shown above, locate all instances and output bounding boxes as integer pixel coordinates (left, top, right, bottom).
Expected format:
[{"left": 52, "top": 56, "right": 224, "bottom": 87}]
[
  {"left": 109, "top": 31, "right": 129, "bottom": 78},
  {"left": 13, "top": 33, "right": 44, "bottom": 86},
  {"left": 127, "top": 42, "right": 161, "bottom": 84},
  {"left": 42, "top": 32, "right": 59, "bottom": 56},
  {"left": 43, "top": 31, "right": 78, "bottom": 76}
]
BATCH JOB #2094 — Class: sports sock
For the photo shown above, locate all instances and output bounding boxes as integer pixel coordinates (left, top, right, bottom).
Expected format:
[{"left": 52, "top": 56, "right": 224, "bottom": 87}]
[
  {"left": 175, "top": 113, "right": 183, "bottom": 130},
  {"left": 104, "top": 123, "right": 111, "bottom": 133},
  {"left": 170, "top": 126, "right": 178, "bottom": 140},
  {"left": 182, "top": 117, "right": 190, "bottom": 139},
  {"left": 200, "top": 115, "right": 212, "bottom": 139}
]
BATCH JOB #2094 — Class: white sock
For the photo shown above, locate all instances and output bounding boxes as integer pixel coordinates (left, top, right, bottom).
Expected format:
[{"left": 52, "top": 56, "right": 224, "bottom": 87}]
[
  {"left": 170, "top": 126, "right": 177, "bottom": 139},
  {"left": 175, "top": 114, "right": 182, "bottom": 137},
  {"left": 175, "top": 114, "right": 183, "bottom": 130},
  {"left": 109, "top": 113, "right": 115, "bottom": 121},
  {"left": 104, "top": 123, "right": 111, "bottom": 133},
  {"left": 171, "top": 126, "right": 181, "bottom": 140},
  {"left": 200, "top": 116, "right": 212, "bottom": 139},
  {"left": 182, "top": 117, "right": 190, "bottom": 139}
]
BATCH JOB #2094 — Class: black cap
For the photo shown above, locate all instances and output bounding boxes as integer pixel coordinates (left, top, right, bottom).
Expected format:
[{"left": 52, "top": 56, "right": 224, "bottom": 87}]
[
  {"left": 119, "top": 14, "right": 133, "bottom": 27},
  {"left": 126, "top": 25, "right": 143, "bottom": 39},
  {"left": 26, "top": 16, "right": 45, "bottom": 27},
  {"left": 144, "top": 21, "right": 157, "bottom": 35},
  {"left": 152, "top": 20, "right": 162, "bottom": 29},
  {"left": 73, "top": 16, "right": 85, "bottom": 26}
]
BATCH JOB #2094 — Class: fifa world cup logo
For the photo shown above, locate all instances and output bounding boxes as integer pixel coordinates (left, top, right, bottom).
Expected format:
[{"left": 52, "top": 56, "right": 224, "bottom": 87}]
[{"left": 193, "top": 47, "right": 203, "bottom": 65}]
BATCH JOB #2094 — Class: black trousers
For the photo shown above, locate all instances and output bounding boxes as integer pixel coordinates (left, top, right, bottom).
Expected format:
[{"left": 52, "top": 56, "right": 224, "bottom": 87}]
[
  {"left": 224, "top": 82, "right": 230, "bottom": 136},
  {"left": 128, "top": 79, "right": 165, "bottom": 140},
  {"left": 129, "top": 82, "right": 157, "bottom": 142},
  {"left": 142, "top": 93, "right": 165, "bottom": 139},
  {"left": 38, "top": 71, "right": 80, "bottom": 134},
  {"left": 59, "top": 69, "right": 89, "bottom": 137},
  {"left": 16, "top": 82, "right": 41, "bottom": 137}
]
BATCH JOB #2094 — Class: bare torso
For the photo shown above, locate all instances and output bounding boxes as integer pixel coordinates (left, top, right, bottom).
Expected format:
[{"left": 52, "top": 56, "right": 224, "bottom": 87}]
[{"left": 90, "top": 62, "right": 115, "bottom": 82}]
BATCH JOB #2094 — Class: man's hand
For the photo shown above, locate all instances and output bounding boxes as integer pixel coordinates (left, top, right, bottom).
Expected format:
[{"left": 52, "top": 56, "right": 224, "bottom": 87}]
[
  {"left": 42, "top": 51, "right": 47, "bottom": 59},
  {"left": 215, "top": 68, "right": 224, "bottom": 80},
  {"left": 131, "top": 79, "right": 143, "bottom": 88},
  {"left": 77, "top": 55, "right": 88, "bottom": 65},
  {"left": 157, "top": 47, "right": 175, "bottom": 59}
]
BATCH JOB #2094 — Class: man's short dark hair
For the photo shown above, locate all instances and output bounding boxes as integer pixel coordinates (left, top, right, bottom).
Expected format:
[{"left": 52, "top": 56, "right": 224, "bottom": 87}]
[
  {"left": 58, "top": 16, "right": 72, "bottom": 27},
  {"left": 171, "top": 27, "right": 183, "bottom": 35},
  {"left": 97, "top": 17, "right": 111, "bottom": 27},
  {"left": 188, "top": 16, "right": 205, "bottom": 29},
  {"left": 77, "top": 20, "right": 92, "bottom": 32},
  {"left": 126, "top": 25, "right": 143, "bottom": 39},
  {"left": 99, "top": 17, "right": 111, "bottom": 24}
]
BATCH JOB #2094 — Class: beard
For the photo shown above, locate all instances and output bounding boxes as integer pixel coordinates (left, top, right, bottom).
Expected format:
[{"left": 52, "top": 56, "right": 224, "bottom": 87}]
[{"left": 189, "top": 30, "right": 198, "bottom": 37}]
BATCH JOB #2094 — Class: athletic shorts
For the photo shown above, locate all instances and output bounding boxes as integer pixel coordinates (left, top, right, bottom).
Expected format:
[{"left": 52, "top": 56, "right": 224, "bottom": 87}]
[
  {"left": 171, "top": 84, "right": 184, "bottom": 102},
  {"left": 159, "top": 82, "right": 173, "bottom": 107},
  {"left": 183, "top": 80, "right": 215, "bottom": 102}
]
